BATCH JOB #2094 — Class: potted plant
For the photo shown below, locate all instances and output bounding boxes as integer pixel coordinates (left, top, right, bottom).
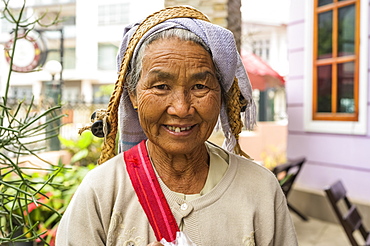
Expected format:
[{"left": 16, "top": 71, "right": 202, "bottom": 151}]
[{"left": 0, "top": 1, "right": 64, "bottom": 244}]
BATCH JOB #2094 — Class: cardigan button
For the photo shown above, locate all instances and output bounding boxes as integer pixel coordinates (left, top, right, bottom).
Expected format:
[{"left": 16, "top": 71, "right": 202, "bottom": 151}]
[
  {"left": 180, "top": 203, "right": 188, "bottom": 211},
  {"left": 124, "top": 240, "right": 135, "bottom": 246}
]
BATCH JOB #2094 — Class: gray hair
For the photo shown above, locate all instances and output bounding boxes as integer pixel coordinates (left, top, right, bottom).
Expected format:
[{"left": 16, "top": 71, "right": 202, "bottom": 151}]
[{"left": 125, "top": 28, "right": 223, "bottom": 94}]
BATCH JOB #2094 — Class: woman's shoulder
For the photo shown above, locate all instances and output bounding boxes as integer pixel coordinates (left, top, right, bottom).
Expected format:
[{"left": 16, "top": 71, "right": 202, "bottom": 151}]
[
  {"left": 231, "top": 151, "right": 272, "bottom": 174},
  {"left": 81, "top": 153, "right": 127, "bottom": 187},
  {"left": 206, "top": 142, "right": 272, "bottom": 172},
  {"left": 206, "top": 141, "right": 278, "bottom": 184}
]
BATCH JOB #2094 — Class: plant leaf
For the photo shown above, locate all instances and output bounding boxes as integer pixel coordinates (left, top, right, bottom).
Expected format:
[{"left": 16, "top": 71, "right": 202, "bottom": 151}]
[
  {"left": 76, "top": 132, "right": 93, "bottom": 149},
  {"left": 70, "top": 149, "right": 89, "bottom": 164}
]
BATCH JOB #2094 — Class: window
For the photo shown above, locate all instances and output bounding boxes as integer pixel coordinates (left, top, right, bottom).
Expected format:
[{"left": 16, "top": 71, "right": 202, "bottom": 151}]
[
  {"left": 62, "top": 84, "right": 80, "bottom": 104},
  {"left": 252, "top": 39, "right": 270, "bottom": 62},
  {"left": 43, "top": 80, "right": 81, "bottom": 104},
  {"left": 61, "top": 16, "right": 76, "bottom": 26},
  {"left": 9, "top": 86, "right": 33, "bottom": 102},
  {"left": 313, "top": 0, "right": 359, "bottom": 121},
  {"left": 98, "top": 3, "right": 129, "bottom": 26},
  {"left": 98, "top": 43, "right": 118, "bottom": 70},
  {"left": 47, "top": 47, "right": 76, "bottom": 69},
  {"left": 303, "top": 0, "right": 367, "bottom": 135}
]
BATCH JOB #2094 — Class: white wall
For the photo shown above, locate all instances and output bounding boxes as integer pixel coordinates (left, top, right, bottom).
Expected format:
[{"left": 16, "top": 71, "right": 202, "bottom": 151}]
[
  {"left": 241, "top": 0, "right": 289, "bottom": 77},
  {"left": 241, "top": 0, "right": 290, "bottom": 25}
]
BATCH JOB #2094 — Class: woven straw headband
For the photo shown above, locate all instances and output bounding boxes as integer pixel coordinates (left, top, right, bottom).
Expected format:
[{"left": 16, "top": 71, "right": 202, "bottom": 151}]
[{"left": 79, "top": 6, "right": 253, "bottom": 164}]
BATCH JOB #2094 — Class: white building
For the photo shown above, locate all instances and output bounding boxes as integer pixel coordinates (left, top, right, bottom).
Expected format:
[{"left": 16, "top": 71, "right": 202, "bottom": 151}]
[
  {"left": 241, "top": 0, "right": 289, "bottom": 76},
  {"left": 241, "top": 0, "right": 290, "bottom": 122},
  {"left": 0, "top": 0, "right": 164, "bottom": 104}
]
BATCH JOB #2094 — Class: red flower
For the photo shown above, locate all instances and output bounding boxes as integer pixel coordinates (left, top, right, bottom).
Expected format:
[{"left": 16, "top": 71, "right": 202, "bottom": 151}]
[{"left": 24, "top": 192, "right": 53, "bottom": 214}]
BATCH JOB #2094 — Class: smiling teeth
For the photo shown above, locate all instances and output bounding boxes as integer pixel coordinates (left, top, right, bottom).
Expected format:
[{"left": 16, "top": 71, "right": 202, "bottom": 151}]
[{"left": 167, "top": 126, "right": 192, "bottom": 132}]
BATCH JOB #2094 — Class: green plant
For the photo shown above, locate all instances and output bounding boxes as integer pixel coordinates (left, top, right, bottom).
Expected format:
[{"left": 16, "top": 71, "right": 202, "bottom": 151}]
[
  {"left": 0, "top": 0, "right": 65, "bottom": 244},
  {"left": 3, "top": 163, "right": 95, "bottom": 245},
  {"left": 94, "top": 84, "right": 114, "bottom": 99},
  {"left": 59, "top": 131, "right": 103, "bottom": 166}
]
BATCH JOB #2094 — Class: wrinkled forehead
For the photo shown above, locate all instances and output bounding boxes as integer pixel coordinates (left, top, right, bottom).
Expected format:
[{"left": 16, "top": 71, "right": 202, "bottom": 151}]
[
  {"left": 141, "top": 28, "right": 211, "bottom": 56},
  {"left": 141, "top": 38, "right": 216, "bottom": 73},
  {"left": 144, "top": 37, "right": 208, "bottom": 56}
]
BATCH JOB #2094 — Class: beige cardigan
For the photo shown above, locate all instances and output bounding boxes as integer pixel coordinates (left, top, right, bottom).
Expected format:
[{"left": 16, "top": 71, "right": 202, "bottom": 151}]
[{"left": 56, "top": 143, "right": 297, "bottom": 246}]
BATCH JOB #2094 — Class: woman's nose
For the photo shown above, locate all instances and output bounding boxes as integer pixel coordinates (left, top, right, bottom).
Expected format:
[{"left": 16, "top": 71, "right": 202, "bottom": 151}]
[{"left": 167, "top": 92, "right": 194, "bottom": 118}]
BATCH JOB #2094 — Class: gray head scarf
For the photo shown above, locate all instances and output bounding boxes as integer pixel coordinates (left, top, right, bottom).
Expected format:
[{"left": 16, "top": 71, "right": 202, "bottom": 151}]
[{"left": 117, "top": 16, "right": 256, "bottom": 153}]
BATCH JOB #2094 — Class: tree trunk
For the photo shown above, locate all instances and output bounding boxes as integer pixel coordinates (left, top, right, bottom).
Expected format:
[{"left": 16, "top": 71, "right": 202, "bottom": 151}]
[{"left": 227, "top": 0, "right": 242, "bottom": 52}]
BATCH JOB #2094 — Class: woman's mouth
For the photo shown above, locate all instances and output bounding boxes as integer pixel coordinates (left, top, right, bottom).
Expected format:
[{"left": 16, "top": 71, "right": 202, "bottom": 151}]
[{"left": 165, "top": 125, "right": 194, "bottom": 133}]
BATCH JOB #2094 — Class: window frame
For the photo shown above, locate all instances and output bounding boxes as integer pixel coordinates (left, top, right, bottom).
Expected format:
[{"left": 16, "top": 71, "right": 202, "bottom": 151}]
[
  {"left": 313, "top": 0, "right": 360, "bottom": 121},
  {"left": 98, "top": 3, "right": 130, "bottom": 26},
  {"left": 303, "top": 0, "right": 368, "bottom": 135},
  {"left": 97, "top": 43, "right": 119, "bottom": 70}
]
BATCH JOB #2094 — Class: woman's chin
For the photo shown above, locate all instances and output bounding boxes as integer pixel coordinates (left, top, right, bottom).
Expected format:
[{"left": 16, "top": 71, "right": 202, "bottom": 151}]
[{"left": 149, "top": 139, "right": 206, "bottom": 156}]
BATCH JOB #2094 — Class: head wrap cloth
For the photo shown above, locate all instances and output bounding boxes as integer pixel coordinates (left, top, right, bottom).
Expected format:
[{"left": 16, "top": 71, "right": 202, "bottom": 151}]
[{"left": 96, "top": 6, "right": 256, "bottom": 164}]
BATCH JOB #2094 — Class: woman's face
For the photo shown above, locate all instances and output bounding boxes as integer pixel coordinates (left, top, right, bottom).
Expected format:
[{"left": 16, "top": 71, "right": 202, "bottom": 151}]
[{"left": 129, "top": 38, "right": 222, "bottom": 155}]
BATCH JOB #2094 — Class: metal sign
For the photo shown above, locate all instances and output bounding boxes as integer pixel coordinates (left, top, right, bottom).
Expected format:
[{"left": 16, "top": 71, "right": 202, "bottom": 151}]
[{"left": 4, "top": 30, "right": 47, "bottom": 72}]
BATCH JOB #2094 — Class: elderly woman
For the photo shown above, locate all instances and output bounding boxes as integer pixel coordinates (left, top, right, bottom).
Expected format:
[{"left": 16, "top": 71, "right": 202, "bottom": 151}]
[{"left": 56, "top": 6, "right": 297, "bottom": 246}]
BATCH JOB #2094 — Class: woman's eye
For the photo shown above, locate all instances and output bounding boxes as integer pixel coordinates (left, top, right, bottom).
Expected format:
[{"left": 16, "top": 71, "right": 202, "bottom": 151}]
[
  {"left": 154, "top": 84, "right": 168, "bottom": 90},
  {"left": 193, "top": 84, "right": 207, "bottom": 90}
]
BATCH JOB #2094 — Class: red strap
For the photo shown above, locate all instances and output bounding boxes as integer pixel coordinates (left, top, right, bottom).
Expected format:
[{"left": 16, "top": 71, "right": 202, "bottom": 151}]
[{"left": 124, "top": 140, "right": 179, "bottom": 242}]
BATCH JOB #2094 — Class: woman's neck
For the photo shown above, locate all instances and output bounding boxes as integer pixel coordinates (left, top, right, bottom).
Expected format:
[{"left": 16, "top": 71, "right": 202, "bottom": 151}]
[{"left": 147, "top": 141, "right": 209, "bottom": 194}]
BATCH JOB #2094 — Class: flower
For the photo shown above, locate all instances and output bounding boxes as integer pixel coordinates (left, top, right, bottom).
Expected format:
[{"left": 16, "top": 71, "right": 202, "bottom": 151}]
[{"left": 5, "top": 164, "right": 94, "bottom": 245}]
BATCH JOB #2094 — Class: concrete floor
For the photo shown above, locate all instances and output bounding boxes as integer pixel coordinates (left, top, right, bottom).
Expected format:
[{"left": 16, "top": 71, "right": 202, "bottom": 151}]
[{"left": 292, "top": 213, "right": 366, "bottom": 246}]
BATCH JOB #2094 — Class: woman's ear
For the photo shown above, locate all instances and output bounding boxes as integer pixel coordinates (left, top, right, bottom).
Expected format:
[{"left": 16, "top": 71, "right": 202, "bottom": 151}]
[{"left": 128, "top": 92, "right": 138, "bottom": 110}]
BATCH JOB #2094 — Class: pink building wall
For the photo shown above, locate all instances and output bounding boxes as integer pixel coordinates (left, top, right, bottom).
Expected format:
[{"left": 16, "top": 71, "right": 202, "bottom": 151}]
[{"left": 286, "top": 0, "right": 370, "bottom": 204}]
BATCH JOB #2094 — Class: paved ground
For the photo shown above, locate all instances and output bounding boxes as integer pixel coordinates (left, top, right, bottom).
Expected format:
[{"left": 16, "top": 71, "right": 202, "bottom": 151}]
[{"left": 292, "top": 213, "right": 365, "bottom": 246}]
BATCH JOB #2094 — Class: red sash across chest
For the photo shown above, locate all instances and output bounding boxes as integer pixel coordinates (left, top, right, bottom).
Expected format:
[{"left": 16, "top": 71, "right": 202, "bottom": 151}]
[{"left": 123, "top": 140, "right": 179, "bottom": 242}]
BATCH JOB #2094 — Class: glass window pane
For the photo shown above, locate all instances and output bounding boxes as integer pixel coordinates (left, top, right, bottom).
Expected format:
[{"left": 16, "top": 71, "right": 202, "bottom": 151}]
[
  {"left": 317, "top": 65, "right": 332, "bottom": 112},
  {"left": 337, "top": 62, "right": 355, "bottom": 113},
  {"left": 98, "top": 3, "right": 129, "bottom": 25},
  {"left": 46, "top": 48, "right": 76, "bottom": 70},
  {"left": 338, "top": 5, "right": 355, "bottom": 57},
  {"left": 318, "top": 11, "right": 333, "bottom": 59},
  {"left": 318, "top": 0, "right": 333, "bottom": 7},
  {"left": 9, "top": 86, "right": 33, "bottom": 101},
  {"left": 64, "top": 48, "right": 76, "bottom": 69},
  {"left": 98, "top": 43, "right": 118, "bottom": 70}
]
